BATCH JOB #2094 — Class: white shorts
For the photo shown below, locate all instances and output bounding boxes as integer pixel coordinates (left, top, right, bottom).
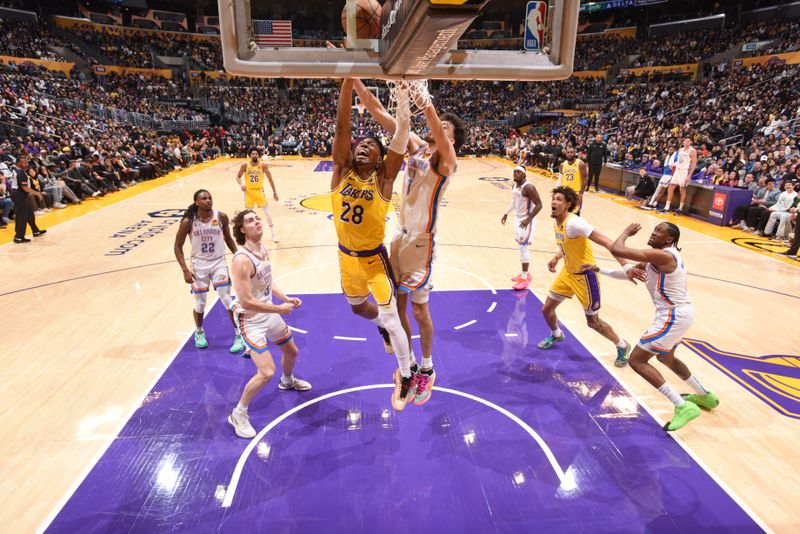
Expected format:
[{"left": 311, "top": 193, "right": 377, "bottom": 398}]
[
  {"left": 235, "top": 310, "right": 293, "bottom": 354},
  {"left": 390, "top": 230, "right": 435, "bottom": 304},
  {"left": 638, "top": 305, "right": 694, "bottom": 355},
  {"left": 670, "top": 170, "right": 690, "bottom": 187},
  {"left": 191, "top": 257, "right": 230, "bottom": 293},
  {"left": 515, "top": 216, "right": 536, "bottom": 246}
]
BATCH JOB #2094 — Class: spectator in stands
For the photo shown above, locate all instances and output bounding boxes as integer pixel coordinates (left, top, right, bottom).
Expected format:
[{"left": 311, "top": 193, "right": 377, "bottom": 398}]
[{"left": 755, "top": 180, "right": 797, "bottom": 236}]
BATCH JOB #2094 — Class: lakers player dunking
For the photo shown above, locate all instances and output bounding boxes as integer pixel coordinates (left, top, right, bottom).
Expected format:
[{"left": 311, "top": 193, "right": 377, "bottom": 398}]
[
  {"left": 174, "top": 189, "right": 244, "bottom": 353},
  {"left": 333, "top": 79, "right": 415, "bottom": 411},
  {"left": 236, "top": 148, "right": 279, "bottom": 242},
  {"left": 353, "top": 78, "right": 466, "bottom": 406},
  {"left": 538, "top": 186, "right": 632, "bottom": 367},
  {"left": 227, "top": 210, "right": 311, "bottom": 439},
  {"left": 557, "top": 146, "right": 587, "bottom": 214},
  {"left": 605, "top": 222, "right": 719, "bottom": 430}
]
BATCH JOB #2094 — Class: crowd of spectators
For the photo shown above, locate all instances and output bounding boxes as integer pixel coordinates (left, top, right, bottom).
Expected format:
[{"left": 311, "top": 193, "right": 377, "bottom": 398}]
[{"left": 0, "top": 19, "right": 82, "bottom": 63}]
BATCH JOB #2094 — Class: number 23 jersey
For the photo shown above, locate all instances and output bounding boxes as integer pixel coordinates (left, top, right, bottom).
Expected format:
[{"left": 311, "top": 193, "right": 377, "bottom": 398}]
[{"left": 332, "top": 168, "right": 390, "bottom": 252}]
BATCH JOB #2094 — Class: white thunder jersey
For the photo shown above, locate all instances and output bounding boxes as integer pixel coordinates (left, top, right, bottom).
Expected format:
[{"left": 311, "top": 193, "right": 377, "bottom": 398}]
[
  {"left": 191, "top": 210, "right": 225, "bottom": 261},
  {"left": 512, "top": 181, "right": 533, "bottom": 219},
  {"left": 233, "top": 245, "right": 273, "bottom": 315},
  {"left": 400, "top": 144, "right": 450, "bottom": 234},
  {"left": 674, "top": 147, "right": 692, "bottom": 178},
  {"left": 646, "top": 247, "right": 691, "bottom": 311}
]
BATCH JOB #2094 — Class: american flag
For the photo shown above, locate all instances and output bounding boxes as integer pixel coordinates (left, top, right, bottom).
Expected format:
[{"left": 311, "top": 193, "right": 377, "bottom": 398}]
[{"left": 253, "top": 19, "right": 293, "bottom": 47}]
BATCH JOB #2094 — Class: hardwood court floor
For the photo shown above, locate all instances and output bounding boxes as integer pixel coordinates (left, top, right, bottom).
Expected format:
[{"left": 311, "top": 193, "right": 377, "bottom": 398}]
[{"left": 1, "top": 157, "right": 797, "bottom": 532}]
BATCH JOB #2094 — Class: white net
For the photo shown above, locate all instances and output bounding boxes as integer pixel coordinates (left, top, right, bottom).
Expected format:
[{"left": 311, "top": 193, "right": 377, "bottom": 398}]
[{"left": 386, "top": 79, "right": 432, "bottom": 118}]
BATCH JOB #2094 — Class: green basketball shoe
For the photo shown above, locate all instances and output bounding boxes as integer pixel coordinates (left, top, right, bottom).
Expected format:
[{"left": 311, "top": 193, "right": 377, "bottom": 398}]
[
  {"left": 664, "top": 401, "right": 701, "bottom": 431},
  {"left": 681, "top": 392, "right": 719, "bottom": 411},
  {"left": 194, "top": 330, "right": 208, "bottom": 349},
  {"left": 615, "top": 341, "right": 631, "bottom": 368},
  {"left": 537, "top": 333, "right": 565, "bottom": 349},
  {"left": 230, "top": 334, "right": 245, "bottom": 354}
]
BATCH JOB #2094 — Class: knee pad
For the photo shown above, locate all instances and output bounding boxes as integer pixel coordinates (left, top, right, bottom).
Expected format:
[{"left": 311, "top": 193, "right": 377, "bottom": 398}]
[
  {"left": 216, "top": 284, "right": 233, "bottom": 309},
  {"left": 193, "top": 291, "right": 208, "bottom": 313},
  {"left": 519, "top": 244, "right": 531, "bottom": 263}
]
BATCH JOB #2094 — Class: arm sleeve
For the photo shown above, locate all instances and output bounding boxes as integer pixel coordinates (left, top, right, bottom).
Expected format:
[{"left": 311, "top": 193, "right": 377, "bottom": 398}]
[
  {"left": 598, "top": 266, "right": 628, "bottom": 280},
  {"left": 565, "top": 216, "right": 594, "bottom": 239}
]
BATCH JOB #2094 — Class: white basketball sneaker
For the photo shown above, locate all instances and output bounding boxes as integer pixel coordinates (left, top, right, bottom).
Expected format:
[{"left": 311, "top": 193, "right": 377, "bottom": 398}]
[
  {"left": 228, "top": 409, "right": 256, "bottom": 439},
  {"left": 278, "top": 376, "right": 312, "bottom": 391}
]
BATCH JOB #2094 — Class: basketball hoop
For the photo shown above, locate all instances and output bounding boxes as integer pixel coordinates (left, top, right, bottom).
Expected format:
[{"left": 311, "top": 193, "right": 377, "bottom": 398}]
[{"left": 386, "top": 79, "right": 432, "bottom": 118}]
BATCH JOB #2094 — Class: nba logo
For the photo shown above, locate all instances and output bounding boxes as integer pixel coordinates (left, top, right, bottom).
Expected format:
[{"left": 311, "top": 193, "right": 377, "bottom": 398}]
[{"left": 524, "top": 1, "right": 546, "bottom": 51}]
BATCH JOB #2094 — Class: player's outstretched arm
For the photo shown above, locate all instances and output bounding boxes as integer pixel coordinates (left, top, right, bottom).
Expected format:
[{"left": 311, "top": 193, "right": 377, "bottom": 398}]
[
  {"left": 381, "top": 87, "right": 411, "bottom": 188},
  {"left": 610, "top": 223, "right": 676, "bottom": 271},
  {"left": 332, "top": 79, "right": 355, "bottom": 190},
  {"left": 422, "top": 102, "right": 457, "bottom": 177}
]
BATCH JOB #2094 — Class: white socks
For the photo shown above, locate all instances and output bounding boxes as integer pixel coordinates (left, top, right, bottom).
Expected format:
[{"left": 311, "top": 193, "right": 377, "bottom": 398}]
[
  {"left": 235, "top": 402, "right": 247, "bottom": 413},
  {"left": 551, "top": 328, "right": 563, "bottom": 338},
  {"left": 685, "top": 375, "right": 708, "bottom": 395},
  {"left": 658, "top": 383, "right": 685, "bottom": 407},
  {"left": 421, "top": 356, "right": 433, "bottom": 369},
  {"left": 616, "top": 339, "right": 628, "bottom": 349}
]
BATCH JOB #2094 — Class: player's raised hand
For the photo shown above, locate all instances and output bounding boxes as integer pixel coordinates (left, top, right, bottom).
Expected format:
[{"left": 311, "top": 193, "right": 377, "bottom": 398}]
[{"left": 622, "top": 223, "right": 641, "bottom": 237}]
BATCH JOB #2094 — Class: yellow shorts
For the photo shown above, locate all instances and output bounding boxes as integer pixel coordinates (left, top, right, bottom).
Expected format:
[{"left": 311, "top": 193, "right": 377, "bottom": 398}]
[
  {"left": 244, "top": 189, "right": 267, "bottom": 208},
  {"left": 548, "top": 268, "right": 601, "bottom": 315},
  {"left": 338, "top": 247, "right": 395, "bottom": 307}
]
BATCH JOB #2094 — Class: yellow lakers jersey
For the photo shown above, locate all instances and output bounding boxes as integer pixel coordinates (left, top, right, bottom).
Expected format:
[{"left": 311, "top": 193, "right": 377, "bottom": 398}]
[
  {"left": 332, "top": 169, "right": 390, "bottom": 252},
  {"left": 554, "top": 213, "right": 595, "bottom": 274},
  {"left": 244, "top": 162, "right": 264, "bottom": 190},
  {"left": 561, "top": 159, "right": 583, "bottom": 192}
]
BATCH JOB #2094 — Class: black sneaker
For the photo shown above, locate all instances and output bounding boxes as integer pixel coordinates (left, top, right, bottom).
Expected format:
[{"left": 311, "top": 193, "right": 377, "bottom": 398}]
[
  {"left": 674, "top": 209, "right": 683, "bottom": 216},
  {"left": 33, "top": 229, "right": 47, "bottom": 237},
  {"left": 779, "top": 250, "right": 797, "bottom": 257},
  {"left": 377, "top": 326, "right": 394, "bottom": 354},
  {"left": 14, "top": 237, "right": 31, "bottom": 243}
]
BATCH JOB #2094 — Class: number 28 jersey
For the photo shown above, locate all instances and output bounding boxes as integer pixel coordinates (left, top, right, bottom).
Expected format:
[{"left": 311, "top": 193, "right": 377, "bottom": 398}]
[
  {"left": 332, "top": 168, "right": 390, "bottom": 252},
  {"left": 190, "top": 210, "right": 225, "bottom": 261}
]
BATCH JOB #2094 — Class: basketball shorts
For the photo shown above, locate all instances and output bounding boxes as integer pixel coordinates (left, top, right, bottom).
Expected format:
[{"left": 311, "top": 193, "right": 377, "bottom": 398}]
[
  {"left": 190, "top": 257, "right": 230, "bottom": 293},
  {"left": 514, "top": 216, "right": 536, "bottom": 246},
  {"left": 235, "top": 310, "right": 293, "bottom": 355},
  {"left": 390, "top": 230, "right": 435, "bottom": 304},
  {"left": 638, "top": 304, "right": 694, "bottom": 355},
  {"left": 670, "top": 170, "right": 690, "bottom": 187},
  {"left": 338, "top": 246, "right": 395, "bottom": 307},
  {"left": 245, "top": 188, "right": 267, "bottom": 208},
  {"left": 548, "top": 268, "right": 601, "bottom": 315}
]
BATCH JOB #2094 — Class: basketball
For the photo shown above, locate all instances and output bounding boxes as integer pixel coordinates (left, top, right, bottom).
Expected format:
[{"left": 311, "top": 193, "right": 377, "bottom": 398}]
[{"left": 340, "top": 0, "right": 382, "bottom": 39}]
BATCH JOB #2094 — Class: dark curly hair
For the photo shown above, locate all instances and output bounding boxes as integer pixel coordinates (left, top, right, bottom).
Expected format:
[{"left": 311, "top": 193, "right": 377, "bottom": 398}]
[
  {"left": 552, "top": 185, "right": 579, "bottom": 212},
  {"left": 441, "top": 112, "right": 467, "bottom": 152},
  {"left": 231, "top": 209, "right": 256, "bottom": 245}
]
